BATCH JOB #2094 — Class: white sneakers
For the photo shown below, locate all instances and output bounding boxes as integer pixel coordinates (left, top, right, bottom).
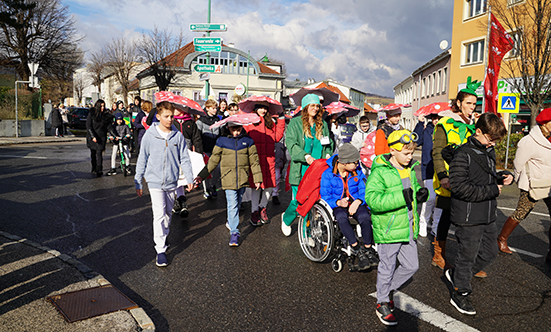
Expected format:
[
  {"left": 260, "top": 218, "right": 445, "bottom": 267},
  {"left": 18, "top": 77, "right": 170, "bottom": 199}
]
[{"left": 281, "top": 213, "right": 292, "bottom": 236}]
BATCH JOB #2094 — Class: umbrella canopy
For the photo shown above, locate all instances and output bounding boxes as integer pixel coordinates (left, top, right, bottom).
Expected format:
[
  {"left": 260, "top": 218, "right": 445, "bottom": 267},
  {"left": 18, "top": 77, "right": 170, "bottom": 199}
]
[
  {"left": 209, "top": 113, "right": 261, "bottom": 129},
  {"left": 376, "top": 103, "right": 411, "bottom": 112},
  {"left": 290, "top": 87, "right": 339, "bottom": 107},
  {"left": 155, "top": 91, "right": 206, "bottom": 116},
  {"left": 325, "top": 101, "right": 361, "bottom": 117},
  {"left": 238, "top": 95, "right": 283, "bottom": 116},
  {"left": 413, "top": 102, "right": 451, "bottom": 117}
]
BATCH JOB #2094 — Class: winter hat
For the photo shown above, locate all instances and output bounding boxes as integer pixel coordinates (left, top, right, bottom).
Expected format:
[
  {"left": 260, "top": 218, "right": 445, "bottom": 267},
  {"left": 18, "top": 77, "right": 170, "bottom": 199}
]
[
  {"left": 460, "top": 76, "right": 482, "bottom": 96},
  {"left": 536, "top": 108, "right": 551, "bottom": 125},
  {"left": 301, "top": 94, "right": 321, "bottom": 109},
  {"left": 338, "top": 143, "right": 360, "bottom": 164},
  {"left": 115, "top": 112, "right": 123, "bottom": 120}
]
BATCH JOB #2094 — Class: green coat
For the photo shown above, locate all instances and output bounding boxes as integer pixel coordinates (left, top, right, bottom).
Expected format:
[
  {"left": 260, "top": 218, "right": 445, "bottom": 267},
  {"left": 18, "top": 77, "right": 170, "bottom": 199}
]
[
  {"left": 365, "top": 154, "right": 422, "bottom": 244},
  {"left": 285, "top": 116, "right": 334, "bottom": 186}
]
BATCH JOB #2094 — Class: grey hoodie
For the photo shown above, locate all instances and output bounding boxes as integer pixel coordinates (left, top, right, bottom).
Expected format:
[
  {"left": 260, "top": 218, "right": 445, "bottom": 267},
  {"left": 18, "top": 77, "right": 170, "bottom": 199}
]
[{"left": 135, "top": 123, "right": 193, "bottom": 191}]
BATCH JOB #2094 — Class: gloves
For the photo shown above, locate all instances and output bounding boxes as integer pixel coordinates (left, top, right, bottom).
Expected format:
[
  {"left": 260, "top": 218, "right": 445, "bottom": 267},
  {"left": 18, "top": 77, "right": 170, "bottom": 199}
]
[
  {"left": 403, "top": 188, "right": 413, "bottom": 208},
  {"left": 416, "top": 187, "right": 429, "bottom": 203}
]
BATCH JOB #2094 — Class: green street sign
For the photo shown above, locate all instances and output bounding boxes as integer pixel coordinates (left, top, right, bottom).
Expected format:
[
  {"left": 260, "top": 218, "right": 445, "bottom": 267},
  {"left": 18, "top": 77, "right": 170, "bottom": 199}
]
[
  {"left": 194, "top": 37, "right": 222, "bottom": 52},
  {"left": 190, "top": 23, "right": 227, "bottom": 32},
  {"left": 194, "top": 64, "right": 216, "bottom": 72}
]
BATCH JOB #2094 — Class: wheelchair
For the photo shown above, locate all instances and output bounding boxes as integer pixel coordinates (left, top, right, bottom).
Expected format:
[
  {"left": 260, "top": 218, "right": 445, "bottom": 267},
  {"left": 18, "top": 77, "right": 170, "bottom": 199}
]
[{"left": 298, "top": 199, "right": 368, "bottom": 273}]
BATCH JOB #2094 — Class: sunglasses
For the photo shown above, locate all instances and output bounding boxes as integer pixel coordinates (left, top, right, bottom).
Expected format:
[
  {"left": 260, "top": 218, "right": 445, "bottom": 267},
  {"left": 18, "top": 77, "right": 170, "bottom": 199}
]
[{"left": 388, "top": 132, "right": 419, "bottom": 147}]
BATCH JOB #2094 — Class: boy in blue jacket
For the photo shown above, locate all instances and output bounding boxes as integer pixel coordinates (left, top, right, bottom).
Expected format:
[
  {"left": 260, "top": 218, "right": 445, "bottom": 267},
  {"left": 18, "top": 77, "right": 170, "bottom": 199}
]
[
  {"left": 320, "top": 143, "right": 379, "bottom": 270},
  {"left": 135, "top": 101, "right": 194, "bottom": 267}
]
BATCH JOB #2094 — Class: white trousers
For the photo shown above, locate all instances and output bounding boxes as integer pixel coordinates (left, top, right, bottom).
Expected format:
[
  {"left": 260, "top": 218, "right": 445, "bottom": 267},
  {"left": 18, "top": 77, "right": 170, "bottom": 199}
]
[
  {"left": 110, "top": 144, "right": 130, "bottom": 168},
  {"left": 420, "top": 179, "right": 442, "bottom": 235},
  {"left": 149, "top": 188, "right": 176, "bottom": 254},
  {"left": 251, "top": 187, "right": 273, "bottom": 212}
]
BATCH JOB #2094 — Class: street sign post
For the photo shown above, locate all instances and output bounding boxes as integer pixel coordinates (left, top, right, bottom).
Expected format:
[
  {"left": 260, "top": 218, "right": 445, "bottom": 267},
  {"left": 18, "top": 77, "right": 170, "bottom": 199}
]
[
  {"left": 190, "top": 23, "right": 227, "bottom": 32},
  {"left": 194, "top": 64, "right": 216, "bottom": 72},
  {"left": 193, "top": 37, "right": 222, "bottom": 52},
  {"left": 199, "top": 73, "right": 210, "bottom": 81},
  {"left": 498, "top": 93, "right": 520, "bottom": 113}
]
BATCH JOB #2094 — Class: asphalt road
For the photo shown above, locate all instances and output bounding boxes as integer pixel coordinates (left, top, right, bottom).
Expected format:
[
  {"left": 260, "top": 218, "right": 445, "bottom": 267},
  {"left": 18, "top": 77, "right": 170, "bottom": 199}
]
[{"left": 1, "top": 142, "right": 550, "bottom": 331}]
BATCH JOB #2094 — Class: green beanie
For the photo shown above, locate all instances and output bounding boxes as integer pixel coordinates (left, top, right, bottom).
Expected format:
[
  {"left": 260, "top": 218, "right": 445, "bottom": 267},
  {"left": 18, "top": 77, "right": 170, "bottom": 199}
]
[{"left": 301, "top": 94, "right": 321, "bottom": 109}]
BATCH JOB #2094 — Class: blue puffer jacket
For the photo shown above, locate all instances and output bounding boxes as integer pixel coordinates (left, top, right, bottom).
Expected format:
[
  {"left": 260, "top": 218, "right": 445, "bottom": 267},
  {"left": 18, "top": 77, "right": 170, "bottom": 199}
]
[
  {"left": 320, "top": 155, "right": 366, "bottom": 209},
  {"left": 413, "top": 121, "right": 435, "bottom": 180}
]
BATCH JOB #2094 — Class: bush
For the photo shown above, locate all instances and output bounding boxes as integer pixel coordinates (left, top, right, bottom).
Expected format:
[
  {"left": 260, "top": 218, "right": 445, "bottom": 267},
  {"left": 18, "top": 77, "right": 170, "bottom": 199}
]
[
  {"left": 495, "top": 132, "right": 524, "bottom": 170},
  {"left": 0, "top": 88, "right": 41, "bottom": 120}
]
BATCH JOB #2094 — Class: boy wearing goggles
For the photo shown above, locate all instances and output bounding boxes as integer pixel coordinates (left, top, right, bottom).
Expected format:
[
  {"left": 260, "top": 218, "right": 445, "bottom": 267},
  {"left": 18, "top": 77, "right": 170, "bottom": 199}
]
[{"left": 365, "top": 129, "right": 429, "bottom": 326}]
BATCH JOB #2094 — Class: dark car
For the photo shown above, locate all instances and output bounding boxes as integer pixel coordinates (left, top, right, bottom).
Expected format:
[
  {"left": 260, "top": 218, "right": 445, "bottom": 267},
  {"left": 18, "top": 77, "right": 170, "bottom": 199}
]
[{"left": 67, "top": 107, "right": 89, "bottom": 129}]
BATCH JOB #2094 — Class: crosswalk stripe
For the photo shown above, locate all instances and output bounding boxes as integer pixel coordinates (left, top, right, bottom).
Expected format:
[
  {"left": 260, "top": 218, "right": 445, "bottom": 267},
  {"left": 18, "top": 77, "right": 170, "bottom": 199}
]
[
  {"left": 498, "top": 206, "right": 549, "bottom": 218},
  {"left": 369, "top": 291, "right": 480, "bottom": 332}
]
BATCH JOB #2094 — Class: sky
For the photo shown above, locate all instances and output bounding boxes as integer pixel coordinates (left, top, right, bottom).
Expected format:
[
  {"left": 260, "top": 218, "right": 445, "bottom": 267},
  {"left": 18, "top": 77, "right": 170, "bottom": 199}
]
[{"left": 65, "top": 0, "right": 454, "bottom": 97}]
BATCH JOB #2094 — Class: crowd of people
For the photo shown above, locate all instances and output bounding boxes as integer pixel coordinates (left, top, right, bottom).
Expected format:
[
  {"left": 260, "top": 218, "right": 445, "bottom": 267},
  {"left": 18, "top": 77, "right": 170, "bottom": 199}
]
[{"left": 81, "top": 83, "right": 551, "bottom": 326}]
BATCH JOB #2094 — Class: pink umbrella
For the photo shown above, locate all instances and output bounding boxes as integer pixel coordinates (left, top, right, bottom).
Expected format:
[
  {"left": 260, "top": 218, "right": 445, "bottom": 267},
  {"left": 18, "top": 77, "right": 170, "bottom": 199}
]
[
  {"left": 238, "top": 95, "right": 283, "bottom": 116},
  {"left": 209, "top": 113, "right": 261, "bottom": 129},
  {"left": 290, "top": 87, "right": 339, "bottom": 107},
  {"left": 325, "top": 101, "right": 361, "bottom": 117},
  {"left": 376, "top": 103, "right": 411, "bottom": 112},
  {"left": 155, "top": 91, "right": 206, "bottom": 116},
  {"left": 413, "top": 102, "right": 451, "bottom": 117}
]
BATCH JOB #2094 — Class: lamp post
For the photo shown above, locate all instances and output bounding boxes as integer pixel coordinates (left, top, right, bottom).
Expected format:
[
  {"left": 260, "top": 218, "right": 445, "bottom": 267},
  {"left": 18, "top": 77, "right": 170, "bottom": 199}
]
[{"left": 14, "top": 80, "right": 31, "bottom": 138}]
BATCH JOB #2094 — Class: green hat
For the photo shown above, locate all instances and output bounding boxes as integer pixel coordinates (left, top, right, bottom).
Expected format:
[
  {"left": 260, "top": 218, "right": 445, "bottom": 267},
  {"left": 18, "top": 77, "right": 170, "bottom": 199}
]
[
  {"left": 460, "top": 76, "right": 481, "bottom": 96},
  {"left": 301, "top": 94, "right": 321, "bottom": 109}
]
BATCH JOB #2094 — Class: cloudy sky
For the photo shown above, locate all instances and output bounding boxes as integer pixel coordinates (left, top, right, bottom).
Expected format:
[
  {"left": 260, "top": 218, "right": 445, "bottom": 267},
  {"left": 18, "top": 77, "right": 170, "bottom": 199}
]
[{"left": 65, "top": 0, "right": 453, "bottom": 97}]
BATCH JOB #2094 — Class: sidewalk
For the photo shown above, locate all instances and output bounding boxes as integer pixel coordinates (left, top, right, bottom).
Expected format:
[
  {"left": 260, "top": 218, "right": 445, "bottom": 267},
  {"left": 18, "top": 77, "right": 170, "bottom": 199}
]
[
  {"left": 0, "top": 232, "right": 154, "bottom": 331},
  {"left": 0, "top": 133, "right": 85, "bottom": 146}
]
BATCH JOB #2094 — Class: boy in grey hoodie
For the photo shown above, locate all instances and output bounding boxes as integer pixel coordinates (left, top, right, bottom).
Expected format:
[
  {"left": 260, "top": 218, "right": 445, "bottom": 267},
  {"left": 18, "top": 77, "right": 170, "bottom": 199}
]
[{"left": 135, "top": 101, "right": 194, "bottom": 267}]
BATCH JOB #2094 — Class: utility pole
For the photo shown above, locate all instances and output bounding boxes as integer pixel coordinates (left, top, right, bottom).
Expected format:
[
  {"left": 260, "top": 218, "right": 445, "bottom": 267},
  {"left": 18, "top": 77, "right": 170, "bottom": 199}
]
[{"left": 205, "top": 0, "right": 211, "bottom": 100}]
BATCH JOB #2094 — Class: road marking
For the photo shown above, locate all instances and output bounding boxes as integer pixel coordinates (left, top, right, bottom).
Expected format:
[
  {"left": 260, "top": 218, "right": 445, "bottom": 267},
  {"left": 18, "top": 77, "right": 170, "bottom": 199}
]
[
  {"left": 0, "top": 154, "right": 47, "bottom": 159},
  {"left": 369, "top": 291, "right": 480, "bottom": 332},
  {"left": 448, "top": 230, "right": 544, "bottom": 258},
  {"left": 498, "top": 206, "right": 549, "bottom": 218}
]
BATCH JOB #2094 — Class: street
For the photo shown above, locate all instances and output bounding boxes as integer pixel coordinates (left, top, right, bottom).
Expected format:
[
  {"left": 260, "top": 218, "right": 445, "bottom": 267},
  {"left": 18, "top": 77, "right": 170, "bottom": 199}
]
[{"left": 1, "top": 141, "right": 550, "bottom": 331}]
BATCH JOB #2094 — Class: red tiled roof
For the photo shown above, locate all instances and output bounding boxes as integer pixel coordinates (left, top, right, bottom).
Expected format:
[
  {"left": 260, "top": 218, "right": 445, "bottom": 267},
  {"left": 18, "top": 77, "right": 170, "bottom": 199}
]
[
  {"left": 314, "top": 82, "right": 350, "bottom": 103},
  {"left": 257, "top": 62, "right": 280, "bottom": 74},
  {"left": 364, "top": 103, "right": 376, "bottom": 113}
]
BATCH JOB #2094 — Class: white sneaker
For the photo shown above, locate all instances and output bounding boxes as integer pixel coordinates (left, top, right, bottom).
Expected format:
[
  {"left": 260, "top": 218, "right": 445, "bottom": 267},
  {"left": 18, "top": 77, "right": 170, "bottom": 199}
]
[
  {"left": 419, "top": 221, "right": 427, "bottom": 237},
  {"left": 281, "top": 213, "right": 292, "bottom": 236}
]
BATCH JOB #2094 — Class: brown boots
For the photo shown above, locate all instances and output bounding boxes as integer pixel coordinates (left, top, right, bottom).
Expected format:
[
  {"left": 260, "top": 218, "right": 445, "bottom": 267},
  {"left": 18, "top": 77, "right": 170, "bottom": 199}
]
[
  {"left": 497, "top": 217, "right": 520, "bottom": 254},
  {"left": 431, "top": 240, "right": 447, "bottom": 269}
]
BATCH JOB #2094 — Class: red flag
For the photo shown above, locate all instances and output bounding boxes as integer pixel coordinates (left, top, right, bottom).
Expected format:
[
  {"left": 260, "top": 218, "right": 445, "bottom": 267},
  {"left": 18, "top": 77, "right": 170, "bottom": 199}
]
[{"left": 483, "top": 13, "right": 514, "bottom": 114}]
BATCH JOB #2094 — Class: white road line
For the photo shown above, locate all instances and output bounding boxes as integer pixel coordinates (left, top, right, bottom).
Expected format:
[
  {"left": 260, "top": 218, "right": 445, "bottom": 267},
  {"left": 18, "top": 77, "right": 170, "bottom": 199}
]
[
  {"left": 0, "top": 154, "right": 47, "bottom": 159},
  {"left": 369, "top": 291, "right": 480, "bottom": 332},
  {"left": 498, "top": 206, "right": 550, "bottom": 218}
]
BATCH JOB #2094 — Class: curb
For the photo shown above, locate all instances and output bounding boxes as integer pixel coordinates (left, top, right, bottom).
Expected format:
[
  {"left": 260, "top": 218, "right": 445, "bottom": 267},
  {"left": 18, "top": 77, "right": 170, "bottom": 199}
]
[{"left": 0, "top": 231, "right": 155, "bottom": 331}]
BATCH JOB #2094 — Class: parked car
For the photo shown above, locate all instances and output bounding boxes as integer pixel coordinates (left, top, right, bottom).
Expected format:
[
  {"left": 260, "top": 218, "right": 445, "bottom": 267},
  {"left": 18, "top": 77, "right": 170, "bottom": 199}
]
[{"left": 67, "top": 107, "right": 89, "bottom": 129}]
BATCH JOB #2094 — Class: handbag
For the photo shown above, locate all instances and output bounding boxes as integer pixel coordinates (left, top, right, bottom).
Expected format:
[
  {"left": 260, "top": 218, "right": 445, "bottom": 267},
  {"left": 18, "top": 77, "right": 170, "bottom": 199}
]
[{"left": 526, "top": 163, "right": 551, "bottom": 200}]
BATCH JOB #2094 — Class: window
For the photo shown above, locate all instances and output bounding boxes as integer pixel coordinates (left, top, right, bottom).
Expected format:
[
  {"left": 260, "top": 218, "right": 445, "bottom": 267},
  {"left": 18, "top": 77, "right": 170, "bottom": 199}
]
[
  {"left": 432, "top": 73, "right": 436, "bottom": 96},
  {"left": 508, "top": 0, "right": 523, "bottom": 5},
  {"left": 442, "top": 68, "right": 447, "bottom": 93},
  {"left": 436, "top": 70, "right": 441, "bottom": 94},
  {"left": 465, "top": 40, "right": 485, "bottom": 64},
  {"left": 467, "top": 0, "right": 487, "bottom": 18},
  {"left": 194, "top": 51, "right": 256, "bottom": 75},
  {"left": 507, "top": 31, "right": 522, "bottom": 58},
  {"left": 422, "top": 78, "right": 426, "bottom": 98}
]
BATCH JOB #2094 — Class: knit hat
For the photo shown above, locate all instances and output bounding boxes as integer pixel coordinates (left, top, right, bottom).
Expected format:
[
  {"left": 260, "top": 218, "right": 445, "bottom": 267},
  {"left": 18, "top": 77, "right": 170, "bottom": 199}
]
[
  {"left": 388, "top": 129, "right": 417, "bottom": 151},
  {"left": 301, "top": 94, "right": 321, "bottom": 109},
  {"left": 338, "top": 143, "right": 360, "bottom": 164},
  {"left": 536, "top": 108, "right": 551, "bottom": 125},
  {"left": 114, "top": 112, "right": 123, "bottom": 120},
  {"left": 460, "top": 76, "right": 482, "bottom": 96}
]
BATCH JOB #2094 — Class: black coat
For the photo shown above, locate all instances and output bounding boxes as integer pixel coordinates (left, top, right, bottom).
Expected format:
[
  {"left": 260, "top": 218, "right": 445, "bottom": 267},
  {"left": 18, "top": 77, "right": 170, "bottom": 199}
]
[
  {"left": 173, "top": 118, "right": 203, "bottom": 154},
  {"left": 51, "top": 108, "right": 63, "bottom": 127},
  {"left": 86, "top": 109, "right": 113, "bottom": 151},
  {"left": 449, "top": 135, "right": 500, "bottom": 226},
  {"left": 413, "top": 121, "right": 435, "bottom": 180}
]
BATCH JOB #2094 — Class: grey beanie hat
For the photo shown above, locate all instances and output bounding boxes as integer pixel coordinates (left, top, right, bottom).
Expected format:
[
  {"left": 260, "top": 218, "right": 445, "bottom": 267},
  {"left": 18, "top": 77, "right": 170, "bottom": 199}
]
[{"left": 338, "top": 143, "right": 360, "bottom": 164}]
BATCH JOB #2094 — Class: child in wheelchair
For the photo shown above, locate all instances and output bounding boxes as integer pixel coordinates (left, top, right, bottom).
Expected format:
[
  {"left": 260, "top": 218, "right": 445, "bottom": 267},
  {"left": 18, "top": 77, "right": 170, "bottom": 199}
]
[
  {"left": 107, "top": 112, "right": 132, "bottom": 176},
  {"left": 320, "top": 143, "right": 379, "bottom": 271}
]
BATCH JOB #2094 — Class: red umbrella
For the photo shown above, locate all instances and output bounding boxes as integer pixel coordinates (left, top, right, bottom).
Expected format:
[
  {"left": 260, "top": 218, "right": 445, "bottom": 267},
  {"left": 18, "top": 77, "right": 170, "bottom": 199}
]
[
  {"left": 325, "top": 101, "right": 361, "bottom": 117},
  {"left": 209, "top": 113, "right": 261, "bottom": 129},
  {"left": 413, "top": 102, "right": 451, "bottom": 116},
  {"left": 376, "top": 103, "right": 411, "bottom": 112},
  {"left": 155, "top": 91, "right": 206, "bottom": 116},
  {"left": 238, "top": 95, "right": 283, "bottom": 116},
  {"left": 290, "top": 87, "right": 339, "bottom": 107}
]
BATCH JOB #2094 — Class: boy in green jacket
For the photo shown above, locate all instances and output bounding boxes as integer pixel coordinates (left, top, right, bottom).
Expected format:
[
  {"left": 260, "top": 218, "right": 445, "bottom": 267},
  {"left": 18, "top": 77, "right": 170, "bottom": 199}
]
[{"left": 365, "top": 129, "right": 428, "bottom": 326}]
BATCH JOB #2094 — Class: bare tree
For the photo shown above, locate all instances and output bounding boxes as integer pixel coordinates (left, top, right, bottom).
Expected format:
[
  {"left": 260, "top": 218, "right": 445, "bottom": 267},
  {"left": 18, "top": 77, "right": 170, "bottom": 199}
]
[
  {"left": 104, "top": 37, "right": 140, "bottom": 104},
  {"left": 73, "top": 72, "right": 87, "bottom": 105},
  {"left": 489, "top": 0, "right": 551, "bottom": 128},
  {"left": 88, "top": 50, "right": 106, "bottom": 93},
  {"left": 0, "top": 0, "right": 82, "bottom": 87},
  {"left": 137, "top": 26, "right": 185, "bottom": 91}
]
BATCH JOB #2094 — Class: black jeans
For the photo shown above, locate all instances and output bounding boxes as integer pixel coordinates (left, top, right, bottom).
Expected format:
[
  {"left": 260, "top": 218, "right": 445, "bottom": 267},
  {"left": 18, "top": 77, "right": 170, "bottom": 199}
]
[
  {"left": 453, "top": 222, "right": 498, "bottom": 293},
  {"left": 90, "top": 148, "right": 104, "bottom": 173}
]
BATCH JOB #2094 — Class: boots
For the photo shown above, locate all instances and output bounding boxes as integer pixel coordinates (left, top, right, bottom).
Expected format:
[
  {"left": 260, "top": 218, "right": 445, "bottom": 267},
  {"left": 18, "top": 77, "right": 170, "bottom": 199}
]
[
  {"left": 497, "top": 217, "right": 520, "bottom": 254},
  {"left": 432, "top": 240, "right": 446, "bottom": 269}
]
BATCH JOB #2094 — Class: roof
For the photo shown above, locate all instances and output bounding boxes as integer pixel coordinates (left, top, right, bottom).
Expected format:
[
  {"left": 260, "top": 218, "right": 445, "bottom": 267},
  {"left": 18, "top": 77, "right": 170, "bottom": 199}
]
[
  {"left": 412, "top": 49, "right": 451, "bottom": 76},
  {"left": 364, "top": 103, "right": 376, "bottom": 113},
  {"left": 314, "top": 82, "right": 350, "bottom": 103},
  {"left": 115, "top": 78, "right": 139, "bottom": 94}
]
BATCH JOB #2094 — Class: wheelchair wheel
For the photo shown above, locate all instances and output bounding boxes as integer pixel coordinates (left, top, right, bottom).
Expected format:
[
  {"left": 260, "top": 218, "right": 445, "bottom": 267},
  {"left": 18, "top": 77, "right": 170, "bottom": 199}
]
[
  {"left": 331, "top": 258, "right": 343, "bottom": 273},
  {"left": 298, "top": 203, "right": 334, "bottom": 262}
]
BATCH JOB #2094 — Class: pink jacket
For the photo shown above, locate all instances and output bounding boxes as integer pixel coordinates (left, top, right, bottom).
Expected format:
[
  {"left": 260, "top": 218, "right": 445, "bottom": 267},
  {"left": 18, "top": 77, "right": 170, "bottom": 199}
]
[{"left": 513, "top": 125, "right": 551, "bottom": 192}]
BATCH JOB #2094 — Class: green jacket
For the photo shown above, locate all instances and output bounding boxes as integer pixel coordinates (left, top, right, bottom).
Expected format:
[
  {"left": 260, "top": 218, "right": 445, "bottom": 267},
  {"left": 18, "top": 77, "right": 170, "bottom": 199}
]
[
  {"left": 365, "top": 154, "right": 421, "bottom": 243},
  {"left": 285, "top": 116, "right": 334, "bottom": 186},
  {"left": 198, "top": 131, "right": 262, "bottom": 190}
]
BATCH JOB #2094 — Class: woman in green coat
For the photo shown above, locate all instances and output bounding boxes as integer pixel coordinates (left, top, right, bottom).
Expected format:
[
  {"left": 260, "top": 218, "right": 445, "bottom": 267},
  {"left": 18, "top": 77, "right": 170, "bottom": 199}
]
[{"left": 281, "top": 94, "right": 334, "bottom": 236}]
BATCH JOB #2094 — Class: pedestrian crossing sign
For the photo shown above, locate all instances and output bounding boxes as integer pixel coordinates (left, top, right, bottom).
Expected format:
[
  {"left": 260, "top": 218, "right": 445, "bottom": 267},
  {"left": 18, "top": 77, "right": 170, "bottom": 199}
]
[{"left": 498, "top": 93, "right": 520, "bottom": 113}]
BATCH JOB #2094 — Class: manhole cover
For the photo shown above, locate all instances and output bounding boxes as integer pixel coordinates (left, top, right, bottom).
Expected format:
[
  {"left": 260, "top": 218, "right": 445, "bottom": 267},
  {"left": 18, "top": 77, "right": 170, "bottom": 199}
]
[{"left": 47, "top": 285, "right": 138, "bottom": 323}]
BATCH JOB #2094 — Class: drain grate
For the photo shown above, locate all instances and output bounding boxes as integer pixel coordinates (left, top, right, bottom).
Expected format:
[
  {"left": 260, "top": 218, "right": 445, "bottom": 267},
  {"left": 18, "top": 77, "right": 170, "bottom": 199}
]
[{"left": 47, "top": 285, "right": 138, "bottom": 323}]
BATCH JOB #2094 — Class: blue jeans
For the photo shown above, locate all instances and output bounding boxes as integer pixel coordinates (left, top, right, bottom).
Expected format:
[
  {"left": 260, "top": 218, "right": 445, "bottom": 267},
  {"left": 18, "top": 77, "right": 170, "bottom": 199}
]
[
  {"left": 226, "top": 188, "right": 246, "bottom": 234},
  {"left": 333, "top": 204, "right": 373, "bottom": 245}
]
